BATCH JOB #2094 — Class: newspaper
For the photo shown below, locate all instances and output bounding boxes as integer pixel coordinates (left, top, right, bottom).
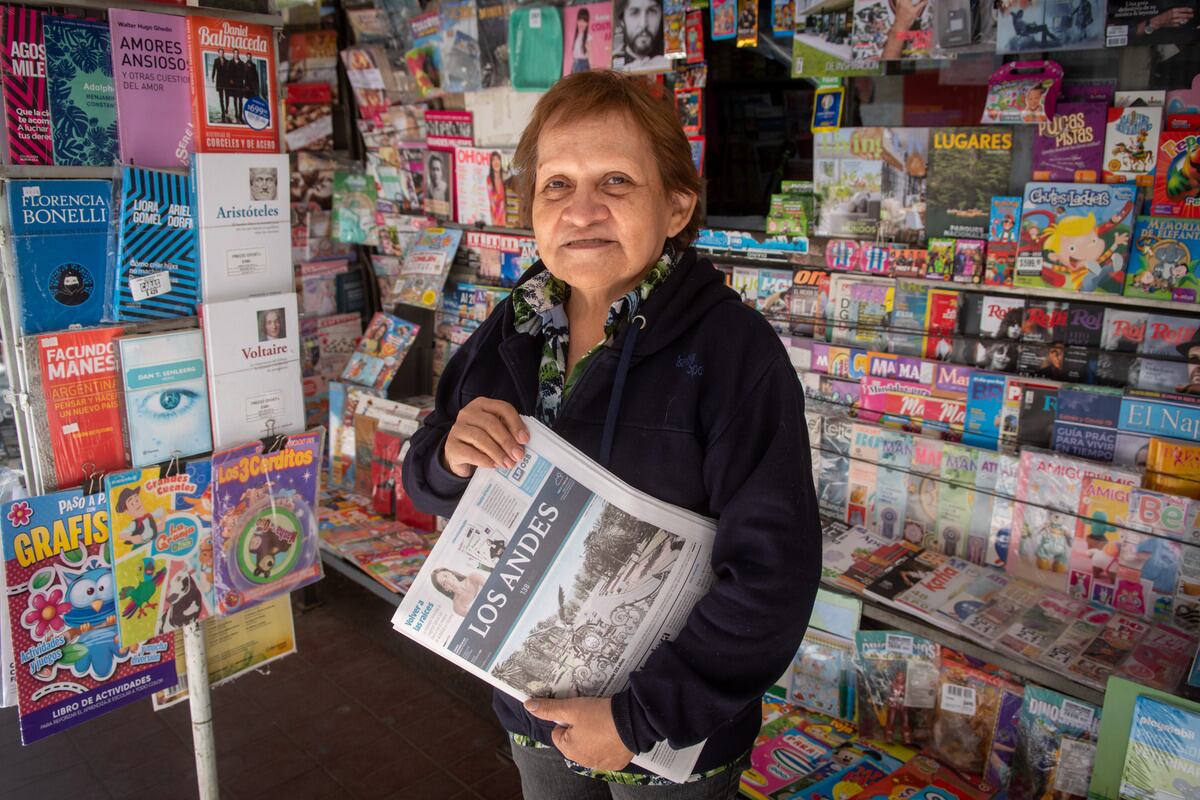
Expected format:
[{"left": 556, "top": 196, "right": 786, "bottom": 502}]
[{"left": 391, "top": 417, "right": 717, "bottom": 782}]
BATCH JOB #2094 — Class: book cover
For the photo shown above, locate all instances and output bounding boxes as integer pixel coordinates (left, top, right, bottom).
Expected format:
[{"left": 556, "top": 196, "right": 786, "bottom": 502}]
[
  {"left": 1052, "top": 386, "right": 1122, "bottom": 462},
  {"left": 118, "top": 329, "right": 212, "bottom": 466},
  {"left": 1147, "top": 438, "right": 1200, "bottom": 499},
  {"left": 851, "top": 0, "right": 933, "bottom": 61},
  {"left": 109, "top": 9, "right": 193, "bottom": 168},
  {"left": 477, "top": 0, "right": 511, "bottom": 87},
  {"left": 926, "top": 128, "right": 1014, "bottom": 239},
  {"left": 341, "top": 312, "right": 420, "bottom": 393},
  {"left": 211, "top": 429, "right": 324, "bottom": 615},
  {"left": 0, "top": 6, "right": 51, "bottom": 165},
  {"left": 963, "top": 372, "right": 1007, "bottom": 450},
  {"left": 424, "top": 148, "right": 454, "bottom": 219},
  {"left": 330, "top": 171, "right": 378, "bottom": 246},
  {"left": 997, "top": 0, "right": 1103, "bottom": 52},
  {"left": 923, "top": 289, "right": 959, "bottom": 361},
  {"left": 442, "top": 0, "right": 483, "bottom": 93},
  {"left": 1066, "top": 477, "right": 1131, "bottom": 605},
  {"left": 0, "top": 490, "right": 176, "bottom": 743},
  {"left": 1126, "top": 216, "right": 1200, "bottom": 303},
  {"left": 35, "top": 326, "right": 129, "bottom": 490},
  {"left": 1015, "top": 182, "right": 1138, "bottom": 294},
  {"left": 454, "top": 146, "right": 515, "bottom": 227},
  {"left": 1031, "top": 98, "right": 1108, "bottom": 182},
  {"left": 562, "top": 2, "right": 614, "bottom": 75},
  {"left": 1120, "top": 695, "right": 1200, "bottom": 800},
  {"left": 193, "top": 152, "right": 292, "bottom": 303},
  {"left": 44, "top": 16, "right": 116, "bottom": 166},
  {"left": 7, "top": 179, "right": 112, "bottom": 334},
  {"left": 114, "top": 166, "right": 198, "bottom": 320},
  {"left": 1153, "top": 129, "right": 1200, "bottom": 218},
  {"left": 184, "top": 16, "right": 279, "bottom": 153},
  {"left": 200, "top": 291, "right": 304, "bottom": 448},
  {"left": 814, "top": 128, "right": 884, "bottom": 239},
  {"left": 1102, "top": 93, "right": 1164, "bottom": 184},
  {"left": 986, "top": 196, "right": 1022, "bottom": 285},
  {"left": 105, "top": 462, "right": 214, "bottom": 646}
]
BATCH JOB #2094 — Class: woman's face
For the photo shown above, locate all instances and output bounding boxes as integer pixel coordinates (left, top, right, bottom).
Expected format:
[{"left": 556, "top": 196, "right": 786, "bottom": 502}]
[
  {"left": 531, "top": 111, "right": 696, "bottom": 297},
  {"left": 491, "top": 154, "right": 503, "bottom": 172}
]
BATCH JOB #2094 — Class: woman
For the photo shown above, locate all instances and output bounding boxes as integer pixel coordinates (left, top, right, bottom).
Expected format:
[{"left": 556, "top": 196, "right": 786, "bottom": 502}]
[
  {"left": 430, "top": 567, "right": 487, "bottom": 616},
  {"left": 487, "top": 151, "right": 507, "bottom": 225},
  {"left": 570, "top": 8, "right": 591, "bottom": 74},
  {"left": 403, "top": 71, "right": 819, "bottom": 798}
]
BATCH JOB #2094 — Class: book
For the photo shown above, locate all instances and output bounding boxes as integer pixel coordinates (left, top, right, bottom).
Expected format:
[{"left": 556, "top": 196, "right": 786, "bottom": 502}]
[
  {"left": 1153, "top": 128, "right": 1200, "bottom": 218},
  {"left": 341, "top": 312, "right": 420, "bottom": 393},
  {"left": 7, "top": 179, "right": 113, "bottom": 334},
  {"left": 925, "top": 128, "right": 1014, "bottom": 239},
  {"left": 935, "top": 444, "right": 977, "bottom": 557},
  {"left": 1120, "top": 695, "right": 1200, "bottom": 800},
  {"left": 297, "top": 259, "right": 351, "bottom": 316},
  {"left": 906, "top": 438, "right": 943, "bottom": 547},
  {"left": 1066, "top": 477, "right": 1131, "bottom": 605},
  {"left": 828, "top": 275, "right": 891, "bottom": 352},
  {"left": 1015, "top": 182, "right": 1137, "bottom": 294},
  {"left": 455, "top": 146, "right": 516, "bottom": 227},
  {"left": 424, "top": 148, "right": 454, "bottom": 219},
  {"left": 986, "top": 196, "right": 1021, "bottom": 286},
  {"left": 0, "top": 489, "right": 176, "bottom": 743},
  {"left": 286, "top": 28, "right": 337, "bottom": 88},
  {"left": 118, "top": 329, "right": 212, "bottom": 466},
  {"left": 1051, "top": 386, "right": 1122, "bottom": 462},
  {"left": 44, "top": 16, "right": 116, "bottom": 166},
  {"left": 1126, "top": 216, "right": 1200, "bottom": 303},
  {"left": 200, "top": 291, "right": 304, "bottom": 448},
  {"left": 0, "top": 6, "right": 51, "bottom": 165},
  {"left": 184, "top": 16, "right": 280, "bottom": 153},
  {"left": 477, "top": 0, "right": 511, "bottom": 87},
  {"left": 105, "top": 462, "right": 215, "bottom": 646},
  {"left": 963, "top": 372, "right": 1006, "bottom": 450},
  {"left": 192, "top": 152, "right": 292, "bottom": 303},
  {"left": 888, "top": 281, "right": 928, "bottom": 356},
  {"left": 211, "top": 429, "right": 324, "bottom": 615},
  {"left": 441, "top": 0, "right": 483, "bottom": 93},
  {"left": 109, "top": 9, "right": 194, "bottom": 169},
  {"left": 114, "top": 166, "right": 199, "bottom": 320},
  {"left": 1102, "top": 92, "right": 1164, "bottom": 184},
  {"left": 33, "top": 326, "right": 129, "bottom": 490},
  {"left": 896, "top": 557, "right": 978, "bottom": 620},
  {"left": 1017, "top": 299, "right": 1067, "bottom": 379},
  {"left": 1147, "top": 438, "right": 1200, "bottom": 499}
]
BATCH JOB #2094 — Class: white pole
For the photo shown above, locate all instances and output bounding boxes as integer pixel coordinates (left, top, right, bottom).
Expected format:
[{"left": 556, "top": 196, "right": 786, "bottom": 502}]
[{"left": 183, "top": 621, "right": 220, "bottom": 800}]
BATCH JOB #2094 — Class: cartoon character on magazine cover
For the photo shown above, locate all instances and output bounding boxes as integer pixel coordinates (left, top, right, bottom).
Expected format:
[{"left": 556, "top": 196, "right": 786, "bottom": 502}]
[
  {"left": 991, "top": 210, "right": 1017, "bottom": 243},
  {"left": 1022, "top": 201, "right": 1134, "bottom": 292},
  {"left": 1020, "top": 512, "right": 1071, "bottom": 574},
  {"left": 1132, "top": 228, "right": 1198, "bottom": 297},
  {"left": 113, "top": 486, "right": 165, "bottom": 548},
  {"left": 1110, "top": 126, "right": 1154, "bottom": 174}
]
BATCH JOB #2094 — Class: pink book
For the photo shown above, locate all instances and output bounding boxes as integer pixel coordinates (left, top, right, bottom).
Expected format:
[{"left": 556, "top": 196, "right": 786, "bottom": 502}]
[
  {"left": 110, "top": 9, "right": 194, "bottom": 168},
  {"left": 0, "top": 6, "right": 52, "bottom": 165}
]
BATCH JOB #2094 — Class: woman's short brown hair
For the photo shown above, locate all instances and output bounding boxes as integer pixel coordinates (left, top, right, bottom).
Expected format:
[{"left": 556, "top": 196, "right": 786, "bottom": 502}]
[{"left": 512, "top": 71, "right": 704, "bottom": 251}]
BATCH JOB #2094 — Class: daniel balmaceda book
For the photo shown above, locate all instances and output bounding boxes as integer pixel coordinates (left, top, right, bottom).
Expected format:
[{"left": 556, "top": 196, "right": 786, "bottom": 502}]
[
  {"left": 201, "top": 291, "right": 304, "bottom": 448},
  {"left": 115, "top": 166, "right": 199, "bottom": 320},
  {"left": 184, "top": 16, "right": 280, "bottom": 153},
  {"left": 118, "top": 329, "right": 212, "bottom": 466},
  {"left": 6, "top": 179, "right": 113, "bottom": 334},
  {"left": 192, "top": 152, "right": 292, "bottom": 303}
]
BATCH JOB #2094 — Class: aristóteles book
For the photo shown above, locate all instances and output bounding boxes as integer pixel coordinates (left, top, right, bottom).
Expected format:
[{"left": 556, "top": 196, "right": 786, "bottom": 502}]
[
  {"left": 201, "top": 291, "right": 304, "bottom": 448},
  {"left": 115, "top": 166, "right": 198, "bottom": 320},
  {"left": 118, "top": 329, "right": 212, "bottom": 466},
  {"left": 192, "top": 152, "right": 292, "bottom": 303},
  {"left": 6, "top": 179, "right": 113, "bottom": 334}
]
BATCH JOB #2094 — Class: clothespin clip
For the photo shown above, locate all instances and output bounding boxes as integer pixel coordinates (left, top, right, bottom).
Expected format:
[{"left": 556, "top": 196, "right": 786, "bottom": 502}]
[
  {"left": 158, "top": 452, "right": 183, "bottom": 480},
  {"left": 261, "top": 420, "right": 289, "bottom": 455},
  {"left": 81, "top": 462, "right": 104, "bottom": 496}
]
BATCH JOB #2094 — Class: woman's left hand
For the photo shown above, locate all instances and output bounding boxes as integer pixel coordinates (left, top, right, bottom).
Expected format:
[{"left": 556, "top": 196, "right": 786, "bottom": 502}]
[{"left": 523, "top": 697, "right": 634, "bottom": 771}]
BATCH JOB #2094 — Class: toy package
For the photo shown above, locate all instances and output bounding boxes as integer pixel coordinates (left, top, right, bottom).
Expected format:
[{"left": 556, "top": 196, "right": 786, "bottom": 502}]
[
  {"left": 927, "top": 238, "right": 956, "bottom": 280},
  {"left": 981, "top": 60, "right": 1063, "bottom": 124},
  {"left": 1014, "top": 181, "right": 1137, "bottom": 294},
  {"left": 1010, "top": 686, "right": 1101, "bottom": 800},
  {"left": 930, "top": 660, "right": 1023, "bottom": 788},
  {"left": 1126, "top": 216, "right": 1200, "bottom": 302},
  {"left": 1120, "top": 695, "right": 1200, "bottom": 800},
  {"left": 211, "top": 428, "right": 325, "bottom": 615},
  {"left": 953, "top": 239, "right": 986, "bottom": 283},
  {"left": 1102, "top": 91, "right": 1164, "bottom": 184},
  {"left": 105, "top": 462, "right": 215, "bottom": 647},
  {"left": 1152, "top": 125, "right": 1200, "bottom": 218},
  {"left": 855, "top": 630, "right": 940, "bottom": 747},
  {"left": 787, "top": 628, "right": 856, "bottom": 719}
]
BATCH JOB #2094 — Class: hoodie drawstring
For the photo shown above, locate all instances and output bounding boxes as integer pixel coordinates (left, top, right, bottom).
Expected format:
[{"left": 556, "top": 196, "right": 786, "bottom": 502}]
[{"left": 598, "top": 314, "right": 645, "bottom": 469}]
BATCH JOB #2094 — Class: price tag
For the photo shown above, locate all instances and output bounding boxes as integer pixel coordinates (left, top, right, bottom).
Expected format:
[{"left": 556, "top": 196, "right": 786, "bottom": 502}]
[
  {"left": 530, "top": 8, "right": 542, "bottom": 27},
  {"left": 940, "top": 683, "right": 977, "bottom": 716},
  {"left": 1060, "top": 699, "right": 1095, "bottom": 732},
  {"left": 1053, "top": 739, "right": 1096, "bottom": 796},
  {"left": 885, "top": 633, "right": 914, "bottom": 656},
  {"left": 130, "top": 271, "right": 172, "bottom": 303}
]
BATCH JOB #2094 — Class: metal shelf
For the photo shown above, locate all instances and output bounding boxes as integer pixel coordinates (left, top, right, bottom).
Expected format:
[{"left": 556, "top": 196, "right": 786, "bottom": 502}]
[
  {"left": 0, "top": 165, "right": 114, "bottom": 180},
  {"left": 16, "top": 0, "right": 283, "bottom": 27}
]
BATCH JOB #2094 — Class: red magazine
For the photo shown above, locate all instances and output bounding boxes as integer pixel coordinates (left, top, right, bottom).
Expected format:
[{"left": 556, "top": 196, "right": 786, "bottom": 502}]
[
  {"left": 924, "top": 289, "right": 960, "bottom": 361},
  {"left": 37, "top": 327, "right": 129, "bottom": 489},
  {"left": 372, "top": 428, "right": 403, "bottom": 517},
  {"left": 185, "top": 16, "right": 281, "bottom": 153}
]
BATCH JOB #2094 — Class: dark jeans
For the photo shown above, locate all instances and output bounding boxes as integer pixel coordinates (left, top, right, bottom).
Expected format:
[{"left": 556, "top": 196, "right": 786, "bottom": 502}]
[{"left": 509, "top": 740, "right": 748, "bottom": 800}]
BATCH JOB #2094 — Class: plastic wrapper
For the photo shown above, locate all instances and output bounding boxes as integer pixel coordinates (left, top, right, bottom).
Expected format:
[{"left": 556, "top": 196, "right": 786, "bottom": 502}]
[
  {"left": 930, "top": 660, "right": 1023, "bottom": 790},
  {"left": 855, "top": 631, "right": 940, "bottom": 747},
  {"left": 1120, "top": 694, "right": 1200, "bottom": 800},
  {"left": 1009, "top": 685, "right": 1101, "bottom": 800},
  {"left": 787, "top": 629, "right": 855, "bottom": 720}
]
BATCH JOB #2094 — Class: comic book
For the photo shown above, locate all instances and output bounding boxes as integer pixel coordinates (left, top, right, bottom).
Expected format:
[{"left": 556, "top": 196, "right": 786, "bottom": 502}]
[
  {"left": 0, "top": 490, "right": 176, "bottom": 743},
  {"left": 341, "top": 312, "right": 420, "bottom": 393},
  {"left": 1015, "top": 181, "right": 1137, "bottom": 295},
  {"left": 210, "top": 429, "right": 325, "bottom": 616},
  {"left": 986, "top": 196, "right": 1022, "bottom": 285},
  {"left": 105, "top": 463, "right": 214, "bottom": 647},
  {"left": 390, "top": 227, "right": 464, "bottom": 310},
  {"left": 926, "top": 128, "right": 1014, "bottom": 239},
  {"left": 1126, "top": 216, "right": 1200, "bottom": 303}
]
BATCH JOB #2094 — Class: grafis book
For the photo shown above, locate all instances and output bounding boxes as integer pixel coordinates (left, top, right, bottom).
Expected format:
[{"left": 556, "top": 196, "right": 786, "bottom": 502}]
[
  {"left": 104, "top": 462, "right": 215, "bottom": 646},
  {"left": 341, "top": 312, "right": 420, "bottom": 393},
  {"left": 1126, "top": 216, "right": 1200, "bottom": 303},
  {"left": 44, "top": 16, "right": 116, "bottom": 166},
  {"left": 455, "top": 146, "right": 516, "bottom": 227},
  {"left": 1153, "top": 128, "right": 1200, "bottom": 218},
  {"left": 926, "top": 128, "right": 1014, "bottom": 239},
  {"left": 0, "top": 6, "right": 51, "bottom": 165},
  {"left": 0, "top": 490, "right": 176, "bottom": 743},
  {"left": 33, "top": 326, "right": 128, "bottom": 490},
  {"left": 110, "top": 9, "right": 194, "bottom": 169},
  {"left": 192, "top": 152, "right": 292, "bottom": 303},
  {"left": 115, "top": 166, "right": 198, "bottom": 320},
  {"left": 118, "top": 330, "right": 212, "bottom": 466},
  {"left": 6, "top": 179, "right": 113, "bottom": 334},
  {"left": 211, "top": 429, "right": 324, "bottom": 615},
  {"left": 1102, "top": 92, "right": 1164, "bottom": 184},
  {"left": 200, "top": 292, "right": 304, "bottom": 448},
  {"left": 184, "top": 16, "right": 280, "bottom": 153}
]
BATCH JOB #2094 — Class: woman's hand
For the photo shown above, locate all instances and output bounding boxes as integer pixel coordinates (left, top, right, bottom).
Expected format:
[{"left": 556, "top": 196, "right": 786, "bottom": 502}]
[{"left": 441, "top": 398, "right": 529, "bottom": 478}]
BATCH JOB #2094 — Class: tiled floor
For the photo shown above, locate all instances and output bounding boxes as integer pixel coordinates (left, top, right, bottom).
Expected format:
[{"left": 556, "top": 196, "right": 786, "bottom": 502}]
[{"left": 0, "top": 570, "right": 524, "bottom": 800}]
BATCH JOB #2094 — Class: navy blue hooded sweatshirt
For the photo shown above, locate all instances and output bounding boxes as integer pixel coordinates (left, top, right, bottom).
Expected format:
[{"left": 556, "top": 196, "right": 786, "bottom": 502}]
[{"left": 402, "top": 247, "right": 822, "bottom": 774}]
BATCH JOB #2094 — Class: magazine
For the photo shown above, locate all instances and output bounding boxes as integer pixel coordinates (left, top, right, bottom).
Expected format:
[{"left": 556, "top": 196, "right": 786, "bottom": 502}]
[{"left": 392, "top": 417, "right": 716, "bottom": 782}]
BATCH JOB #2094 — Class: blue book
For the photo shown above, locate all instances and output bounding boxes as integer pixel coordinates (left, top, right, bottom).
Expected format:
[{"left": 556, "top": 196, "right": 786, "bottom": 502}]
[
  {"left": 1051, "top": 387, "right": 1121, "bottom": 462},
  {"left": 44, "top": 16, "right": 117, "bottom": 166},
  {"left": 7, "top": 179, "right": 112, "bottom": 334},
  {"left": 1120, "top": 391, "right": 1200, "bottom": 444},
  {"left": 117, "top": 329, "right": 211, "bottom": 466},
  {"left": 114, "top": 166, "right": 199, "bottom": 320},
  {"left": 963, "top": 372, "right": 1007, "bottom": 450}
]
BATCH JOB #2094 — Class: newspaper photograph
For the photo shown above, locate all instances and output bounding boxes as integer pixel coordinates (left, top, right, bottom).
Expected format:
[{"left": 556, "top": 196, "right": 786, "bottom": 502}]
[{"left": 392, "top": 417, "right": 718, "bottom": 782}]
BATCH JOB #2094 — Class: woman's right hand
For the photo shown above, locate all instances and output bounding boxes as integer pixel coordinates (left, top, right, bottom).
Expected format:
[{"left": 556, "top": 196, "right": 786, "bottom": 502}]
[{"left": 441, "top": 398, "right": 529, "bottom": 478}]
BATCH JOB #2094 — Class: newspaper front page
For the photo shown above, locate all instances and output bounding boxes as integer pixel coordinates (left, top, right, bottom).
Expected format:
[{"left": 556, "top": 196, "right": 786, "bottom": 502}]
[{"left": 392, "top": 418, "right": 717, "bottom": 782}]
